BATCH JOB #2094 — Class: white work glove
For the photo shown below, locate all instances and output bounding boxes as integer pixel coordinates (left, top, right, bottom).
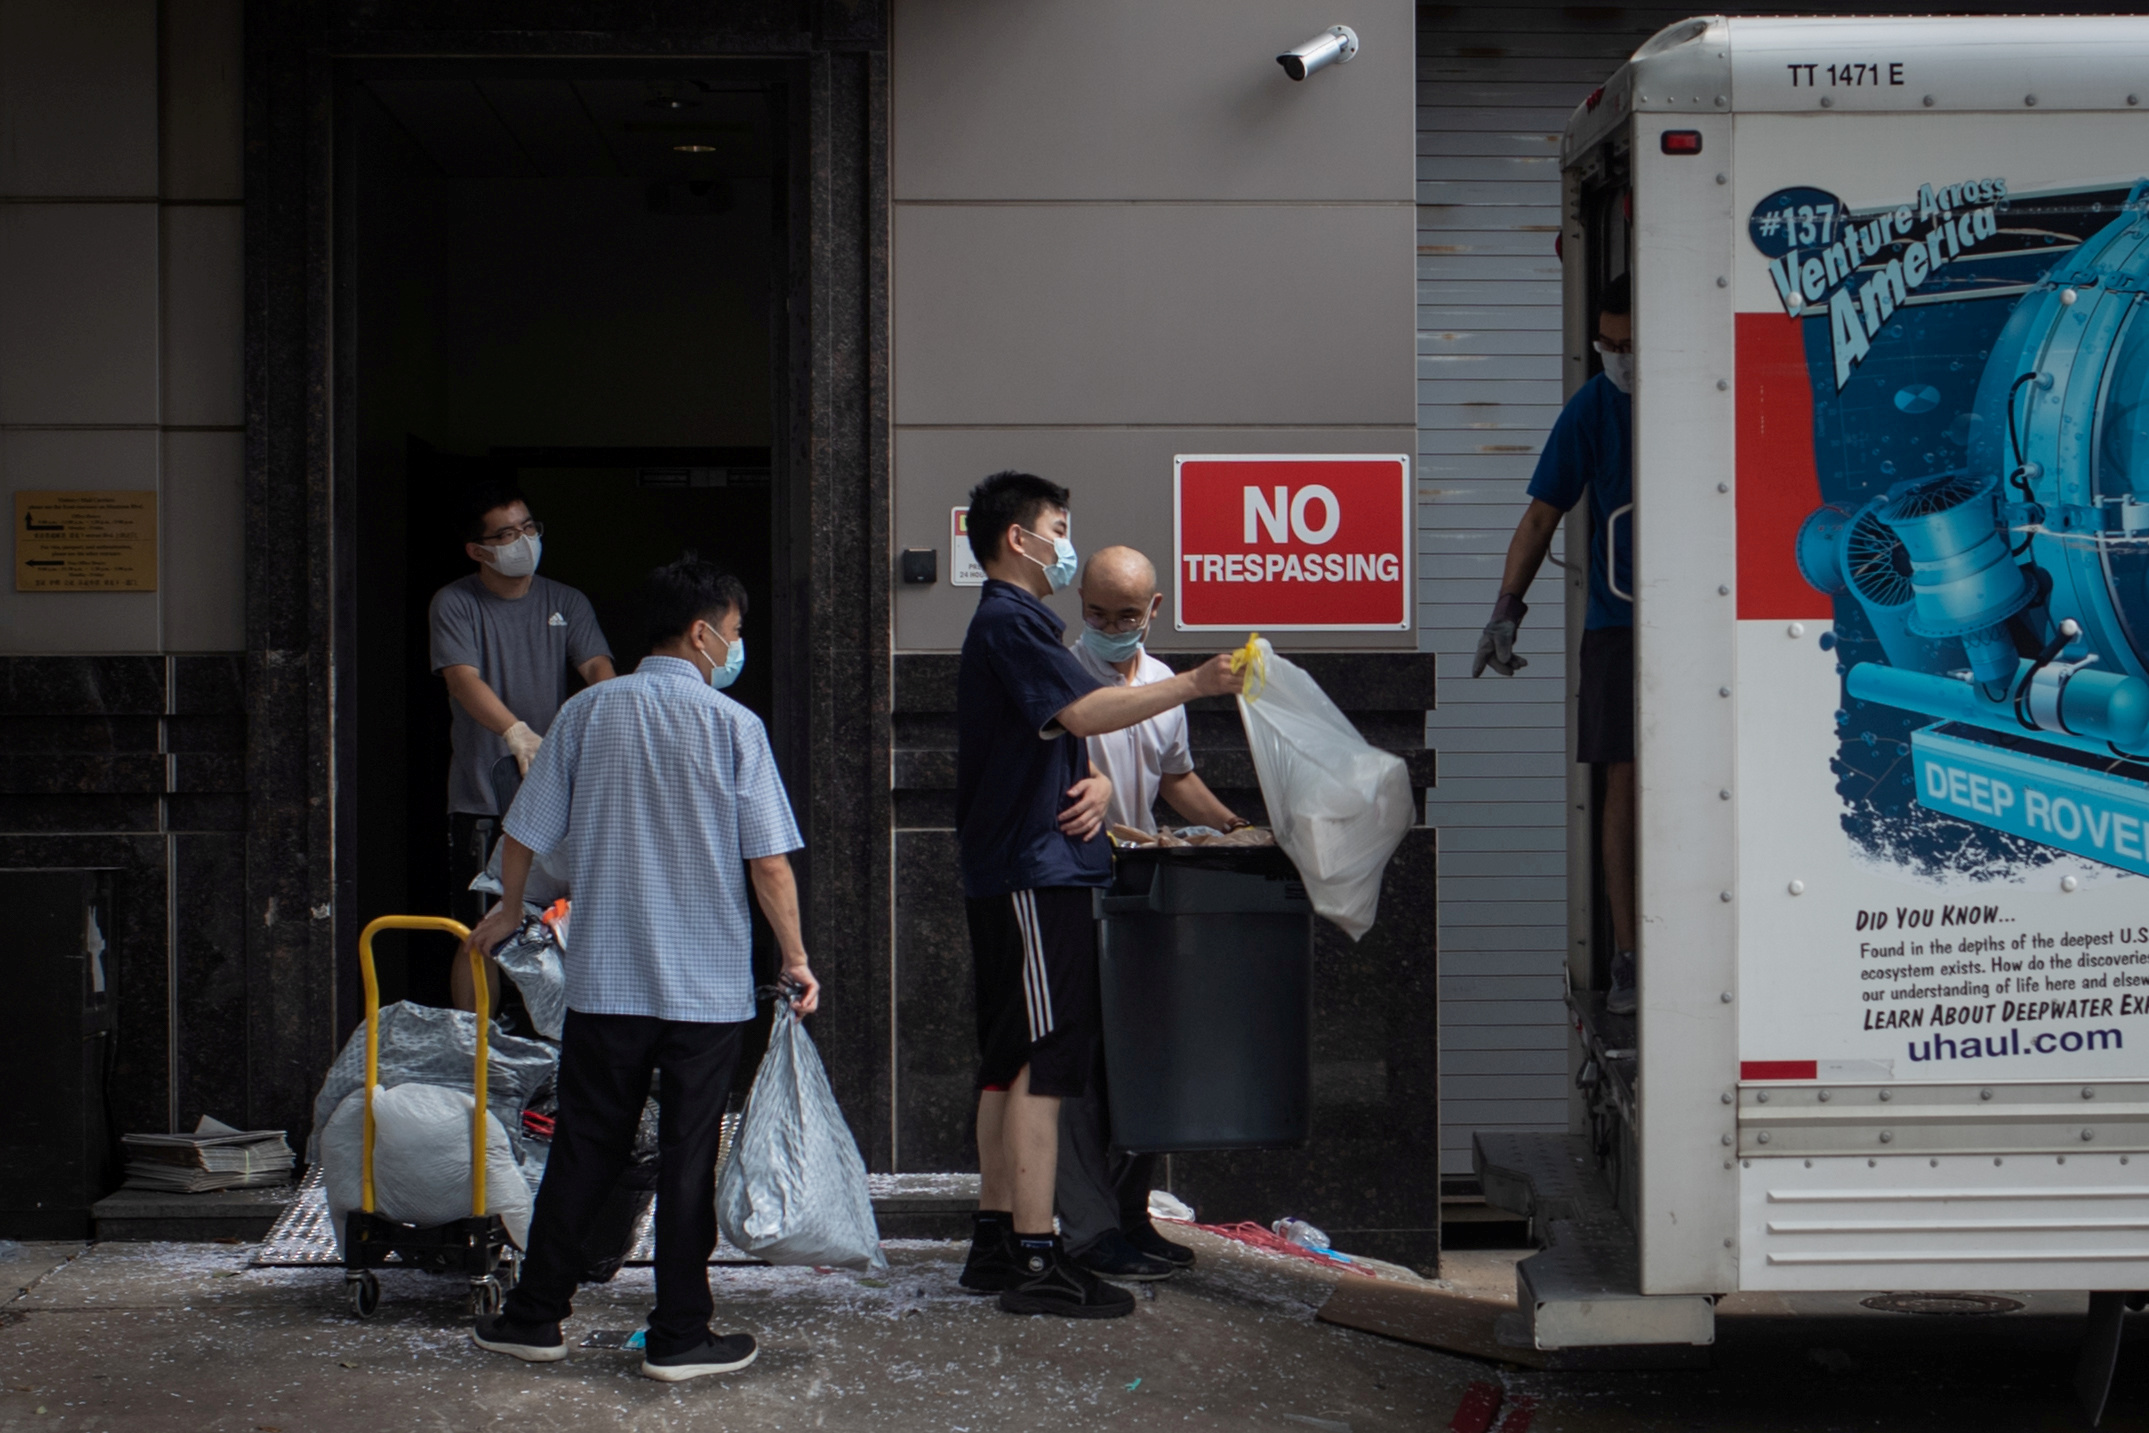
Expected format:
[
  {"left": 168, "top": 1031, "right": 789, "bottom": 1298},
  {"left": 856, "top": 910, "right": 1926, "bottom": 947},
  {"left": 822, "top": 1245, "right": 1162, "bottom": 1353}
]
[
  {"left": 502, "top": 720, "right": 542, "bottom": 775},
  {"left": 1471, "top": 593, "right": 1529, "bottom": 678}
]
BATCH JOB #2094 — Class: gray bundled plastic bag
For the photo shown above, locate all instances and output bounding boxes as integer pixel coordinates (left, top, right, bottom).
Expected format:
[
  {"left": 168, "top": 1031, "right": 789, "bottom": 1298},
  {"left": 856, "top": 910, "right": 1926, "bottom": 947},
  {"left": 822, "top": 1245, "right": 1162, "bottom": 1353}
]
[
  {"left": 307, "top": 1002, "right": 558, "bottom": 1164},
  {"left": 716, "top": 1007, "right": 887, "bottom": 1271},
  {"left": 489, "top": 914, "right": 568, "bottom": 1041}
]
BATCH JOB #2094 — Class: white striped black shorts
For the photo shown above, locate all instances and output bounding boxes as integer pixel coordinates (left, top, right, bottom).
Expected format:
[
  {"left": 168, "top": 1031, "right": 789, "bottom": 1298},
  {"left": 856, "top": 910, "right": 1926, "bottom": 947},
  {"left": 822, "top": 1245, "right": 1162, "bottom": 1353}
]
[{"left": 966, "top": 885, "right": 1100, "bottom": 1099}]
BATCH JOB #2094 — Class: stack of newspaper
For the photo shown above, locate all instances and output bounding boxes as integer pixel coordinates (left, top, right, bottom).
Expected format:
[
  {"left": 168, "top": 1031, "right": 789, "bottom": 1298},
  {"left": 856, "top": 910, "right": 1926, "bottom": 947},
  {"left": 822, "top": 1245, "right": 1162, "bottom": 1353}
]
[{"left": 121, "top": 1116, "right": 295, "bottom": 1193}]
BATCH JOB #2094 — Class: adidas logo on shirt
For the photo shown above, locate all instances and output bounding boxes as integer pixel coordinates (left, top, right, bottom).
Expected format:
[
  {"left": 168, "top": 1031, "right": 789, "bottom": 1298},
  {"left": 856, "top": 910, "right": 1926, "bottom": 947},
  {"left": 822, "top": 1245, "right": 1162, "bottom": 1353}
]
[{"left": 549, "top": 612, "right": 567, "bottom": 627}]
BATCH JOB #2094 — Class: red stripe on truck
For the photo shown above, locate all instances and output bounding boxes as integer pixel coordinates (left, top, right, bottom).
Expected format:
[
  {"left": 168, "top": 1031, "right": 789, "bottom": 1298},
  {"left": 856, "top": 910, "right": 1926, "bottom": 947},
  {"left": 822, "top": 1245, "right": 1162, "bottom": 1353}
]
[
  {"left": 1735, "top": 312, "right": 1830, "bottom": 620},
  {"left": 1741, "top": 1060, "right": 1817, "bottom": 1080}
]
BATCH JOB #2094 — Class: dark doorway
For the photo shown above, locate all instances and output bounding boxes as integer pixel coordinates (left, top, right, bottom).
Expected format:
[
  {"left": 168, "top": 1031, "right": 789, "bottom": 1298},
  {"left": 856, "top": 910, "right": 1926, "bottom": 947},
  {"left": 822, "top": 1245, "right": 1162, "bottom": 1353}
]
[{"left": 340, "top": 64, "right": 792, "bottom": 1012}]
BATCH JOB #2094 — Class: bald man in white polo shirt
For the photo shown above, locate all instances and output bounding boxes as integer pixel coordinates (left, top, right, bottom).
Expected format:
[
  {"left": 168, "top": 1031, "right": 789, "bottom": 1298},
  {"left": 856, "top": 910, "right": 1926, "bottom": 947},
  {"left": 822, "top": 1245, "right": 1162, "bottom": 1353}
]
[{"left": 1056, "top": 545, "right": 1248, "bottom": 1281}]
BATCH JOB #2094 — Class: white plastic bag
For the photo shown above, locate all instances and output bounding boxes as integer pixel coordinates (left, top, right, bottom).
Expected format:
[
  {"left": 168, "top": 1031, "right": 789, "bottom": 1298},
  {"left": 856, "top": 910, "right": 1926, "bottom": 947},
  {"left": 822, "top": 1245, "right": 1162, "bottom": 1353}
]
[
  {"left": 1236, "top": 637, "right": 1413, "bottom": 940},
  {"left": 716, "top": 1008, "right": 887, "bottom": 1270},
  {"left": 319, "top": 1084, "right": 533, "bottom": 1254}
]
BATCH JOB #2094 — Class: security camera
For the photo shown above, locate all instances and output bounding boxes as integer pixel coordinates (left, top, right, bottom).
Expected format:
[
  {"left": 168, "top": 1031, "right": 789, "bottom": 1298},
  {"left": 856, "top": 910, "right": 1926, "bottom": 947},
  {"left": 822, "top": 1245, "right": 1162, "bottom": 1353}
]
[{"left": 1277, "top": 25, "right": 1359, "bottom": 81}]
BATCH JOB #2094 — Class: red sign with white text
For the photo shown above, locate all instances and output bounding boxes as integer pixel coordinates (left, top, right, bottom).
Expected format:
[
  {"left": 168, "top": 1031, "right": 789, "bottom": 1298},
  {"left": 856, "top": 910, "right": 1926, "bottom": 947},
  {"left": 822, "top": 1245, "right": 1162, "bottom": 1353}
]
[{"left": 1173, "top": 455, "right": 1412, "bottom": 631}]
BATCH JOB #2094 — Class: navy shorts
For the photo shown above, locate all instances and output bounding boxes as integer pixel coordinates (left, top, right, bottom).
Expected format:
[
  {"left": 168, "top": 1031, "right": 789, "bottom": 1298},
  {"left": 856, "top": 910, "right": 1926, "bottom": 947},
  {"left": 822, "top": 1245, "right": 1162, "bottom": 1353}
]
[
  {"left": 967, "top": 886, "right": 1100, "bottom": 1099},
  {"left": 1579, "top": 625, "right": 1634, "bottom": 765}
]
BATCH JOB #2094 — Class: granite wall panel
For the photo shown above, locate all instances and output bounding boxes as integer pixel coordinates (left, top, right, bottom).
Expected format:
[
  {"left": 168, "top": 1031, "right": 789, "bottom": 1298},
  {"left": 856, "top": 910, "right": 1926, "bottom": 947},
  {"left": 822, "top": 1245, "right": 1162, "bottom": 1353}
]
[
  {"left": 893, "top": 829, "right": 977, "bottom": 1173},
  {"left": 173, "top": 833, "right": 248, "bottom": 1129}
]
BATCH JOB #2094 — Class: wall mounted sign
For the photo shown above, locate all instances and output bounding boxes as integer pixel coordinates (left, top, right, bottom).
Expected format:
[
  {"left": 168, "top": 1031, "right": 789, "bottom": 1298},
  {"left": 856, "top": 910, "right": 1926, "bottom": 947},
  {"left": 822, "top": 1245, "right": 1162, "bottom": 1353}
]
[
  {"left": 15, "top": 490, "right": 158, "bottom": 592},
  {"left": 1173, "top": 455, "right": 1411, "bottom": 630},
  {"left": 949, "top": 507, "right": 985, "bottom": 587}
]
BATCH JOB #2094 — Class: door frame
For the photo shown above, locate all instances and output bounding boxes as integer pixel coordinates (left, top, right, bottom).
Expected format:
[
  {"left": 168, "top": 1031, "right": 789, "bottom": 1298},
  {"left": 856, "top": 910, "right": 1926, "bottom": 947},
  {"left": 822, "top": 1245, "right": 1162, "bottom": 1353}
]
[{"left": 243, "top": 6, "right": 890, "bottom": 1158}]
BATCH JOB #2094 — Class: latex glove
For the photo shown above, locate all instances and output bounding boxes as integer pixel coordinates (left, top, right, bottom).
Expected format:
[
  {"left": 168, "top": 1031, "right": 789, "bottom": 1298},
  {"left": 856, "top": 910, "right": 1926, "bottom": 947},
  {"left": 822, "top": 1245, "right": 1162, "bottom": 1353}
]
[
  {"left": 502, "top": 720, "right": 542, "bottom": 775},
  {"left": 1472, "top": 594, "right": 1529, "bottom": 678}
]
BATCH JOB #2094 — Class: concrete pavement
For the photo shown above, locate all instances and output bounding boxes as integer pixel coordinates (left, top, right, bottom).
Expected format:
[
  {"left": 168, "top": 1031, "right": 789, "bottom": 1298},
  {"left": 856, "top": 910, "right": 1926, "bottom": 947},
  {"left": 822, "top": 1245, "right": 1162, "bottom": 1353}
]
[{"left": 3, "top": 1232, "right": 2148, "bottom": 1431}]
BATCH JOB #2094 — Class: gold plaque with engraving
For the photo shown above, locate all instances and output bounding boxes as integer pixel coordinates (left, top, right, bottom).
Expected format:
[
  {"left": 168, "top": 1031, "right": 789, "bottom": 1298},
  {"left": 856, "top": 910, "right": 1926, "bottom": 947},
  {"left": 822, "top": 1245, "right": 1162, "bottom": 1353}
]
[{"left": 15, "top": 490, "right": 158, "bottom": 592}]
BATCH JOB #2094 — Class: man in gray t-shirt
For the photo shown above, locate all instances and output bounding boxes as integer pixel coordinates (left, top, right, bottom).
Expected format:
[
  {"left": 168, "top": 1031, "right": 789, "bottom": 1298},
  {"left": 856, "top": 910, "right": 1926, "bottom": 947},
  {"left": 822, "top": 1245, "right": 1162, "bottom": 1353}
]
[{"left": 429, "top": 481, "right": 612, "bottom": 1003}]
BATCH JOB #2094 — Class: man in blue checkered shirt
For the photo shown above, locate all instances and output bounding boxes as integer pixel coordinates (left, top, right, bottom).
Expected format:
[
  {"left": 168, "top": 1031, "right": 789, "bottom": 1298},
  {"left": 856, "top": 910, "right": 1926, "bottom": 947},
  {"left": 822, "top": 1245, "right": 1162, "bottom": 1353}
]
[{"left": 461, "top": 555, "right": 818, "bottom": 1383}]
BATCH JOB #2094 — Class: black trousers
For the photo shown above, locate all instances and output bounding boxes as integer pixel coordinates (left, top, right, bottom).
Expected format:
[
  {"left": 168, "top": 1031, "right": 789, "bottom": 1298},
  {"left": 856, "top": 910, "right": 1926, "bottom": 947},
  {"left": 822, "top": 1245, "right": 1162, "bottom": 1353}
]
[
  {"left": 1055, "top": 1039, "right": 1156, "bottom": 1255},
  {"left": 446, "top": 812, "right": 496, "bottom": 929},
  {"left": 503, "top": 1009, "right": 744, "bottom": 1355}
]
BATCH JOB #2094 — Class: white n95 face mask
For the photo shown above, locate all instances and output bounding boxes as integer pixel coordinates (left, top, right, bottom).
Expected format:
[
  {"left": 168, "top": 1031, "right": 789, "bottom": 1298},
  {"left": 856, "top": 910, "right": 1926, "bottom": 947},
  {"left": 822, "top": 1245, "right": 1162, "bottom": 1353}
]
[
  {"left": 487, "top": 532, "right": 542, "bottom": 578},
  {"left": 1593, "top": 342, "right": 1635, "bottom": 395}
]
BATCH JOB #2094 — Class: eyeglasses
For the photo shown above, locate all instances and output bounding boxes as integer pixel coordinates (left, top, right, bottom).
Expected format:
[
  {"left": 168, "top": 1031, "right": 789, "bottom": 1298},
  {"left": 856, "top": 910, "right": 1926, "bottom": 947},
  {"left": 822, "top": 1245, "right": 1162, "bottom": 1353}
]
[
  {"left": 480, "top": 519, "right": 544, "bottom": 545},
  {"left": 1083, "top": 611, "right": 1151, "bottom": 635}
]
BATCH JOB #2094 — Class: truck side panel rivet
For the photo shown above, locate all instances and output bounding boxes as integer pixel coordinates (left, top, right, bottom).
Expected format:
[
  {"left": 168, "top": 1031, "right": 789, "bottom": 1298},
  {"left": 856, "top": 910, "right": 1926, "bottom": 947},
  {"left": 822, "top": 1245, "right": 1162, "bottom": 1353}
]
[
  {"left": 1719, "top": 584, "right": 1730, "bottom": 595},
  {"left": 1723, "top": 1237, "right": 1735, "bottom": 1248},
  {"left": 1716, "top": 275, "right": 1729, "bottom": 288},
  {"left": 1720, "top": 989, "right": 1734, "bottom": 1001},
  {"left": 1717, "top": 482, "right": 1729, "bottom": 493},
  {"left": 2131, "top": 94, "right": 2141, "bottom": 106},
  {"left": 1757, "top": 1131, "right": 1772, "bottom": 1143},
  {"left": 1818, "top": 1090, "right": 1831, "bottom": 1102},
  {"left": 2083, "top": 1087, "right": 2096, "bottom": 1099},
  {"left": 1719, "top": 893, "right": 1733, "bottom": 904},
  {"left": 2083, "top": 1129, "right": 2096, "bottom": 1141},
  {"left": 2025, "top": 94, "right": 2038, "bottom": 106},
  {"left": 1820, "top": 96, "right": 1833, "bottom": 108},
  {"left": 2063, "top": 875, "right": 2080, "bottom": 892},
  {"left": 1879, "top": 1131, "right": 1894, "bottom": 1143},
  {"left": 1922, "top": 94, "right": 1935, "bottom": 107},
  {"left": 1980, "top": 1088, "right": 1993, "bottom": 1100},
  {"left": 1721, "top": 1133, "right": 1733, "bottom": 1146},
  {"left": 1719, "top": 789, "right": 1731, "bottom": 800},
  {"left": 1719, "top": 686, "right": 1731, "bottom": 697},
  {"left": 1788, "top": 880, "right": 1805, "bottom": 895},
  {"left": 1717, "top": 378, "right": 1729, "bottom": 390}
]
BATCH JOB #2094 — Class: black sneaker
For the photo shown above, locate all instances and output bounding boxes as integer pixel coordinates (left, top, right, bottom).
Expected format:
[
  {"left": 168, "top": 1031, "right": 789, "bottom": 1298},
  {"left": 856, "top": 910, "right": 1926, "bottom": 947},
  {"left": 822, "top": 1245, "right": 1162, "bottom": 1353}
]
[
  {"left": 1074, "top": 1228, "right": 1174, "bottom": 1282},
  {"left": 998, "top": 1238, "right": 1136, "bottom": 1319},
  {"left": 958, "top": 1220, "right": 1021, "bottom": 1294},
  {"left": 1123, "top": 1220, "right": 1195, "bottom": 1270},
  {"left": 470, "top": 1312, "right": 567, "bottom": 1363},
  {"left": 1607, "top": 951, "right": 1637, "bottom": 1016},
  {"left": 641, "top": 1333, "right": 758, "bottom": 1382}
]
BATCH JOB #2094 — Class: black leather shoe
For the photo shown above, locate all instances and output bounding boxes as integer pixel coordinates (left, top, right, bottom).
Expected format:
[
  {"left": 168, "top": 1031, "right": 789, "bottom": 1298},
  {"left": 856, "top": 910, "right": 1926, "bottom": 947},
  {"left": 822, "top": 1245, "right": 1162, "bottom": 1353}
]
[
  {"left": 1123, "top": 1220, "right": 1196, "bottom": 1270},
  {"left": 998, "top": 1237, "right": 1136, "bottom": 1319},
  {"left": 1074, "top": 1228, "right": 1174, "bottom": 1282},
  {"left": 958, "top": 1221, "right": 1021, "bottom": 1294}
]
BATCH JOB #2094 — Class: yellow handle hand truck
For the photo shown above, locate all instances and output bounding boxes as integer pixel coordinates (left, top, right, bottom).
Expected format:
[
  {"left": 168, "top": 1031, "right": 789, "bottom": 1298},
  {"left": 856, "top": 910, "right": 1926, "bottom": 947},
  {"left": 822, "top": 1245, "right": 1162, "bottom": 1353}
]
[{"left": 342, "top": 916, "right": 520, "bottom": 1319}]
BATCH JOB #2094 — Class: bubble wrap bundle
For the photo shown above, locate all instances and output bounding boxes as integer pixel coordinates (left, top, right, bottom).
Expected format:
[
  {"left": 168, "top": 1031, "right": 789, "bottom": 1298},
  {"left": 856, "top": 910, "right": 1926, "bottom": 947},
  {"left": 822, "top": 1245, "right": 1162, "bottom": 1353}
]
[
  {"left": 318, "top": 1084, "right": 533, "bottom": 1253},
  {"left": 307, "top": 1001, "right": 558, "bottom": 1164}
]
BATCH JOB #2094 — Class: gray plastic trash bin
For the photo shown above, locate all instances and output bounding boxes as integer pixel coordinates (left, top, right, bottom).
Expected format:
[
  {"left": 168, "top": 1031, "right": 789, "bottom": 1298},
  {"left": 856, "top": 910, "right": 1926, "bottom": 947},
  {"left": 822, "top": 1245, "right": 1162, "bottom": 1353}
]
[{"left": 1099, "top": 846, "right": 1313, "bottom": 1153}]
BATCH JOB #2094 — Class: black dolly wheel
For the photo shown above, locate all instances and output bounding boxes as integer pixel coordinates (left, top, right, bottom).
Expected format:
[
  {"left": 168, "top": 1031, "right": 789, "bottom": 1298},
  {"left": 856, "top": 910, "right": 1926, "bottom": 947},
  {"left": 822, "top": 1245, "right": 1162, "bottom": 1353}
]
[
  {"left": 346, "top": 1270, "right": 380, "bottom": 1318},
  {"left": 472, "top": 1275, "right": 504, "bottom": 1316}
]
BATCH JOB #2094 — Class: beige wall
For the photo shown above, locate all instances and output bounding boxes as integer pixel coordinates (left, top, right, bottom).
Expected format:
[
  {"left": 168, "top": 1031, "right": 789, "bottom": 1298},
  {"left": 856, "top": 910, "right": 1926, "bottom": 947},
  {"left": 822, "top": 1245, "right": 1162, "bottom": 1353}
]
[
  {"left": 890, "top": 0, "right": 1418, "bottom": 651},
  {"left": 0, "top": 0, "right": 244, "bottom": 654}
]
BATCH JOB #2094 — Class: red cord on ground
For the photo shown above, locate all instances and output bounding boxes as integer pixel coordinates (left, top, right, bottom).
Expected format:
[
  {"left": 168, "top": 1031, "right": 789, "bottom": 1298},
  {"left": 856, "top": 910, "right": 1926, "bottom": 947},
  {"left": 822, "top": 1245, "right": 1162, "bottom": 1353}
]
[
  {"left": 1162, "top": 1219, "right": 1380, "bottom": 1278},
  {"left": 1449, "top": 1380, "right": 1504, "bottom": 1433}
]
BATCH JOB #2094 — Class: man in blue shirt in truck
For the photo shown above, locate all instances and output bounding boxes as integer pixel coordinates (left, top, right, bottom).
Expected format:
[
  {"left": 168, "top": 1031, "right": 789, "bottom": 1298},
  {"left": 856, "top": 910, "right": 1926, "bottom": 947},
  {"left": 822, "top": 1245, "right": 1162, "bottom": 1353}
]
[{"left": 1474, "top": 275, "right": 1637, "bottom": 1015}]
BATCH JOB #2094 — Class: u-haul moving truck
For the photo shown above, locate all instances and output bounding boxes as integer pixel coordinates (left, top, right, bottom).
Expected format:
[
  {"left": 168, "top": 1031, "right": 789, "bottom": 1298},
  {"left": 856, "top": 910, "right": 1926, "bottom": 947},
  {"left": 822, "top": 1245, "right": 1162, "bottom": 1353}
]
[{"left": 1484, "top": 15, "right": 2149, "bottom": 1407}]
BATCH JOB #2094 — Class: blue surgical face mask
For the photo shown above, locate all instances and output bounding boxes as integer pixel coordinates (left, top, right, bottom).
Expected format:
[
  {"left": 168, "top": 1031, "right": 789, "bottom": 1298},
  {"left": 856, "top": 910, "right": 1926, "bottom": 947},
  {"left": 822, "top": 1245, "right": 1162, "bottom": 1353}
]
[
  {"left": 1080, "top": 617, "right": 1149, "bottom": 664},
  {"left": 698, "top": 629, "right": 745, "bottom": 690},
  {"left": 1019, "top": 527, "right": 1079, "bottom": 593}
]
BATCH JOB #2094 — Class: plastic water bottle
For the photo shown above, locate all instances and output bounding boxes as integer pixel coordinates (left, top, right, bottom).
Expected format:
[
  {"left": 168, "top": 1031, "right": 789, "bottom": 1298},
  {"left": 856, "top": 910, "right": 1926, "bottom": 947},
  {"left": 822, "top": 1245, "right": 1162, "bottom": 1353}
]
[{"left": 1271, "top": 1218, "right": 1331, "bottom": 1250}]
